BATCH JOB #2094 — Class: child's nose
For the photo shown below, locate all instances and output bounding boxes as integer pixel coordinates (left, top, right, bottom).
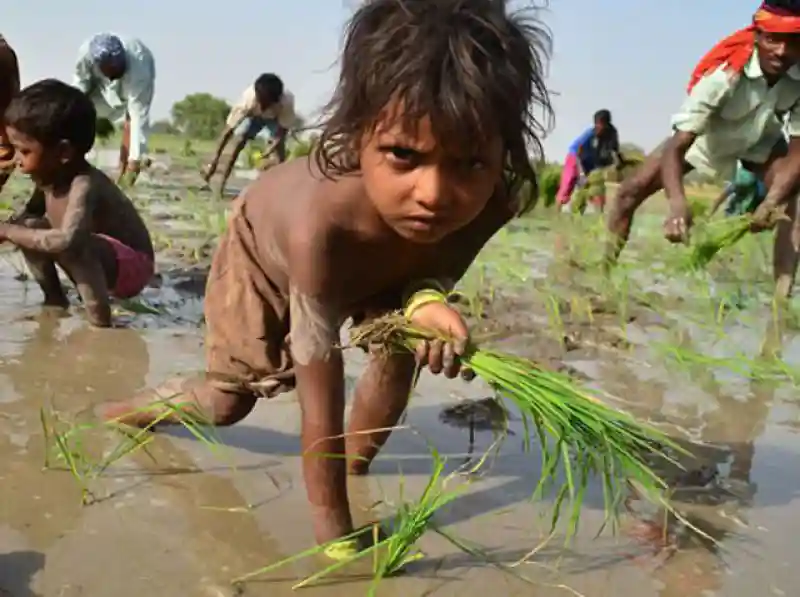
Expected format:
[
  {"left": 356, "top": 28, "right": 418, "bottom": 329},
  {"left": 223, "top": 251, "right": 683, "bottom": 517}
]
[{"left": 414, "top": 167, "right": 452, "bottom": 210}]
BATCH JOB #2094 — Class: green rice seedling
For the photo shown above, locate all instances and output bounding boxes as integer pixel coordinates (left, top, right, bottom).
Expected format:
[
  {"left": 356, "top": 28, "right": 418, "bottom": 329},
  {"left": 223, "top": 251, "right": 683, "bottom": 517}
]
[
  {"left": 571, "top": 170, "right": 605, "bottom": 215},
  {"left": 40, "top": 397, "right": 245, "bottom": 506},
  {"left": 537, "top": 165, "right": 562, "bottom": 209},
  {"left": 40, "top": 407, "right": 97, "bottom": 504},
  {"left": 683, "top": 214, "right": 752, "bottom": 270},
  {"left": 115, "top": 297, "right": 165, "bottom": 316},
  {"left": 233, "top": 442, "right": 529, "bottom": 594},
  {"left": 349, "top": 313, "right": 684, "bottom": 540}
]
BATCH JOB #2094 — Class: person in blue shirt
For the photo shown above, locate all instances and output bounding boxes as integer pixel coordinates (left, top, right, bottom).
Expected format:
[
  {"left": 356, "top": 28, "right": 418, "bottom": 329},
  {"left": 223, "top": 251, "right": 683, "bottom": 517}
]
[
  {"left": 557, "top": 109, "right": 625, "bottom": 212},
  {"left": 709, "top": 161, "right": 768, "bottom": 217}
]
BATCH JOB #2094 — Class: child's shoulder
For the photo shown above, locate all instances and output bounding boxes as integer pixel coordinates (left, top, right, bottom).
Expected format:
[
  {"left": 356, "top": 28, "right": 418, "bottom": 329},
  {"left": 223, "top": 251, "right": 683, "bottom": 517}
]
[
  {"left": 76, "top": 165, "right": 132, "bottom": 201},
  {"left": 245, "top": 159, "right": 367, "bottom": 254}
]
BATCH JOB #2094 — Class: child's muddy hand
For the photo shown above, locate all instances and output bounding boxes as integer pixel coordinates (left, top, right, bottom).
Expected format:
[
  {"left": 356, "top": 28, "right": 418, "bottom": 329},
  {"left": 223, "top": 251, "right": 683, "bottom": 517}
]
[{"left": 410, "top": 302, "right": 473, "bottom": 379}]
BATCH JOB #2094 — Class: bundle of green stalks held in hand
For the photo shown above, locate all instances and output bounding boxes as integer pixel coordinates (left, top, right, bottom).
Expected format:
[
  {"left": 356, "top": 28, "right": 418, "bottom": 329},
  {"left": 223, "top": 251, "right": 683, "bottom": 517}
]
[
  {"left": 349, "top": 313, "right": 683, "bottom": 537},
  {"left": 684, "top": 213, "right": 752, "bottom": 270}
]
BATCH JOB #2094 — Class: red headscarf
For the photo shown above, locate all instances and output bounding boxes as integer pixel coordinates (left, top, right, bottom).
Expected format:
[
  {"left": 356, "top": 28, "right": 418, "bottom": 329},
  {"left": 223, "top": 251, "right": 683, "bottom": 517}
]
[{"left": 687, "top": 2, "right": 800, "bottom": 92}]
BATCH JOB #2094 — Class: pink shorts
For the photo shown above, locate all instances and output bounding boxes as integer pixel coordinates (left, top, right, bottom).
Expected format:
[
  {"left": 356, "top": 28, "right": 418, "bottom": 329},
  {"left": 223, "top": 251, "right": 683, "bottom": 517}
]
[
  {"left": 96, "top": 234, "right": 154, "bottom": 299},
  {"left": 556, "top": 152, "right": 580, "bottom": 205}
]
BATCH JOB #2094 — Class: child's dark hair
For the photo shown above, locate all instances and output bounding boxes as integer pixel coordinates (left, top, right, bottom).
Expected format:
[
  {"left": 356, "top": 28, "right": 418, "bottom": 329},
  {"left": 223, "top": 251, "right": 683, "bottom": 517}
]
[
  {"left": 254, "top": 73, "right": 284, "bottom": 104},
  {"left": 315, "top": 0, "right": 554, "bottom": 213},
  {"left": 594, "top": 109, "right": 611, "bottom": 125},
  {"left": 5, "top": 78, "right": 96, "bottom": 155}
]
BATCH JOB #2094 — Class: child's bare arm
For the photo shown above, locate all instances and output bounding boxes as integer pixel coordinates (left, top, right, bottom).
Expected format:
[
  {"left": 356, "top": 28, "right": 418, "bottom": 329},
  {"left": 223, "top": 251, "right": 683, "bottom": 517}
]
[
  {"left": 287, "top": 230, "right": 353, "bottom": 544},
  {"left": 0, "top": 176, "right": 93, "bottom": 252}
]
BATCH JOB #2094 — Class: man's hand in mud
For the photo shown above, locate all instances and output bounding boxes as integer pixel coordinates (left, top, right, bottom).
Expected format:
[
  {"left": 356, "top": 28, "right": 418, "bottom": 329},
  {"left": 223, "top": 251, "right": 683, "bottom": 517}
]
[
  {"left": 663, "top": 203, "right": 692, "bottom": 243},
  {"left": 750, "top": 201, "right": 788, "bottom": 232},
  {"left": 409, "top": 301, "right": 474, "bottom": 380}
]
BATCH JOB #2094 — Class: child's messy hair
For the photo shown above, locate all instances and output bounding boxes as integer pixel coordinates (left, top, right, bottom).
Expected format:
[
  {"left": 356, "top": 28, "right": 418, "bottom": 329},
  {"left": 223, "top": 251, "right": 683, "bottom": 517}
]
[
  {"left": 5, "top": 78, "right": 97, "bottom": 155},
  {"left": 315, "top": 0, "right": 554, "bottom": 213}
]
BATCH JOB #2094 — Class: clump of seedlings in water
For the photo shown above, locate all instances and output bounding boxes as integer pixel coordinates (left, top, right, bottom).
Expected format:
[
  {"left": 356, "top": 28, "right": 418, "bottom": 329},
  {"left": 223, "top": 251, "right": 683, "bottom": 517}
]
[
  {"left": 234, "top": 443, "right": 533, "bottom": 595},
  {"left": 40, "top": 398, "right": 238, "bottom": 506}
]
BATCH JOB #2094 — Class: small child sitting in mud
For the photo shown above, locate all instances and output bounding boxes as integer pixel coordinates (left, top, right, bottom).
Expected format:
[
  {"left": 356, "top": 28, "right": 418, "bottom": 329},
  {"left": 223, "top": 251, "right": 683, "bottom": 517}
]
[
  {"left": 1, "top": 79, "right": 154, "bottom": 327},
  {"left": 98, "top": 0, "right": 552, "bottom": 553}
]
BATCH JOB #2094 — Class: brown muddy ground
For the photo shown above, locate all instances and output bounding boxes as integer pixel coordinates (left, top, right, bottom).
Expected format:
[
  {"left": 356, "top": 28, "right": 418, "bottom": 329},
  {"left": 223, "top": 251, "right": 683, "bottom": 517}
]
[{"left": 0, "top": 150, "right": 796, "bottom": 596}]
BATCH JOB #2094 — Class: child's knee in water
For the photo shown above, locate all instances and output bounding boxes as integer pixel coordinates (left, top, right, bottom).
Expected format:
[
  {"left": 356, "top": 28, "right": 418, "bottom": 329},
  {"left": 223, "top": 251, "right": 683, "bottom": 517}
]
[{"left": 194, "top": 381, "right": 258, "bottom": 426}]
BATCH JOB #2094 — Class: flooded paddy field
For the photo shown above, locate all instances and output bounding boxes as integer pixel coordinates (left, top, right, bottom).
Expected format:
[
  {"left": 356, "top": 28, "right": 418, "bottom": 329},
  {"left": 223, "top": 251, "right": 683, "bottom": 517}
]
[{"left": 0, "top": 148, "right": 797, "bottom": 596}]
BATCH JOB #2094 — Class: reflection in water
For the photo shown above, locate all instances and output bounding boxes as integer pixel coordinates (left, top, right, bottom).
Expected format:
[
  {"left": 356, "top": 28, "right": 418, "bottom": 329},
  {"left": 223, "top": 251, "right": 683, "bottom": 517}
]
[
  {"left": 0, "top": 313, "right": 150, "bottom": 408},
  {"left": 626, "top": 380, "right": 773, "bottom": 597},
  {"left": 0, "top": 313, "right": 151, "bottom": 571}
]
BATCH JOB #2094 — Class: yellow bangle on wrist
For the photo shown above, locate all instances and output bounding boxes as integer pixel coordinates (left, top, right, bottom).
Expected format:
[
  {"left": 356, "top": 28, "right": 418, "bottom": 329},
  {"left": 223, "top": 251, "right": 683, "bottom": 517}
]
[{"left": 404, "top": 288, "right": 448, "bottom": 319}]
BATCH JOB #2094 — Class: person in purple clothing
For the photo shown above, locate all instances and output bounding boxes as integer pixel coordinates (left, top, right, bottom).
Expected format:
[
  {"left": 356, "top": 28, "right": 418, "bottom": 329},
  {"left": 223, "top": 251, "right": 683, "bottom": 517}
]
[{"left": 556, "top": 109, "right": 626, "bottom": 212}]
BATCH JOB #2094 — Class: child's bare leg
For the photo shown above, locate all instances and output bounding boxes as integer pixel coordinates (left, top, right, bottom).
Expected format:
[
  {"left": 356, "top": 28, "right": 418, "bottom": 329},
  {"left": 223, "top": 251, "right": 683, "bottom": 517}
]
[
  {"left": 96, "top": 375, "right": 258, "bottom": 428},
  {"left": 773, "top": 193, "right": 800, "bottom": 299},
  {"left": 345, "top": 351, "right": 416, "bottom": 474},
  {"left": 55, "top": 238, "right": 118, "bottom": 327}
]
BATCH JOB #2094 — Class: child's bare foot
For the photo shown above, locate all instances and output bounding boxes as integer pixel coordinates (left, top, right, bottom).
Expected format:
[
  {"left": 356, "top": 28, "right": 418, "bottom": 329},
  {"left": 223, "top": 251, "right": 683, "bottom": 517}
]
[{"left": 94, "top": 399, "right": 153, "bottom": 427}]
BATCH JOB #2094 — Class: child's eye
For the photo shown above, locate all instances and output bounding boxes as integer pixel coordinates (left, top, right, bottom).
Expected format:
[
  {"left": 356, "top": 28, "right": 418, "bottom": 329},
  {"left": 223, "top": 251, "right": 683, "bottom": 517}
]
[{"left": 383, "top": 146, "right": 420, "bottom": 163}]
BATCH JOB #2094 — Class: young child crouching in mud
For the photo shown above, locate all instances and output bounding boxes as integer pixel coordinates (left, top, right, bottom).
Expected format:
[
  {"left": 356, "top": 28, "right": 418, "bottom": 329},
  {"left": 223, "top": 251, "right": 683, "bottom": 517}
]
[
  {"left": 98, "top": 0, "right": 553, "bottom": 552},
  {"left": 1, "top": 79, "right": 154, "bottom": 327}
]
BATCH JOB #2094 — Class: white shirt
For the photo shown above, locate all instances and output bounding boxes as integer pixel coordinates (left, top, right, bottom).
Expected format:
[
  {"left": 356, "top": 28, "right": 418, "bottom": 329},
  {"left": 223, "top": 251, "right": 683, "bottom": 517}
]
[
  {"left": 73, "top": 35, "right": 155, "bottom": 162},
  {"left": 671, "top": 48, "right": 800, "bottom": 180},
  {"left": 226, "top": 85, "right": 296, "bottom": 130}
]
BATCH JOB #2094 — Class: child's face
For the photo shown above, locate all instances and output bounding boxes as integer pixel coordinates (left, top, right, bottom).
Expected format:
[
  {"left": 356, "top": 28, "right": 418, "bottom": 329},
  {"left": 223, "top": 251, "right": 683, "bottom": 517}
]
[
  {"left": 359, "top": 112, "right": 504, "bottom": 244},
  {"left": 6, "top": 127, "right": 71, "bottom": 180}
]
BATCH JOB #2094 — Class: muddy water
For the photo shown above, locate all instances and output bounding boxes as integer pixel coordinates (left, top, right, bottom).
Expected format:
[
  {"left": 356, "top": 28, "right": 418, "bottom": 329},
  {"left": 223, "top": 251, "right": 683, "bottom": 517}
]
[{"left": 0, "top": 161, "right": 798, "bottom": 595}]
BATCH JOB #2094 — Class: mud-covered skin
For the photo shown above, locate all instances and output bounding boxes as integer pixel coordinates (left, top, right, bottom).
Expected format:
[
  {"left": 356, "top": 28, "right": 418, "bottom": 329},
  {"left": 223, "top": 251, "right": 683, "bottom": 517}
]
[{"left": 0, "top": 166, "right": 153, "bottom": 326}]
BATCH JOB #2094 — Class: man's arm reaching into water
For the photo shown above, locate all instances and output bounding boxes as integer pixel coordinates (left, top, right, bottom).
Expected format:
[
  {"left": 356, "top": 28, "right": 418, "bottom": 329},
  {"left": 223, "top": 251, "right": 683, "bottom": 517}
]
[
  {"left": 751, "top": 101, "right": 800, "bottom": 230},
  {"left": 0, "top": 176, "right": 93, "bottom": 252},
  {"left": 662, "top": 69, "right": 732, "bottom": 239}
]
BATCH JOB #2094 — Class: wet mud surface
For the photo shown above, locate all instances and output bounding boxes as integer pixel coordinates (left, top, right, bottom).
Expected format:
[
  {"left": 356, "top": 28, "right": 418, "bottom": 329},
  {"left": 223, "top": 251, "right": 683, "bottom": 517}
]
[{"left": 0, "top": 153, "right": 797, "bottom": 595}]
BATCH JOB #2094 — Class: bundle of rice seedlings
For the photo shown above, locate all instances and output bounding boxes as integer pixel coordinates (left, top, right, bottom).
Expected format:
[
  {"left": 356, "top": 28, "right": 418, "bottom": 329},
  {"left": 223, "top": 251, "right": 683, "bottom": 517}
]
[
  {"left": 683, "top": 214, "right": 752, "bottom": 270},
  {"left": 349, "top": 313, "right": 682, "bottom": 537},
  {"left": 688, "top": 196, "right": 711, "bottom": 220},
  {"left": 537, "top": 164, "right": 562, "bottom": 208}
]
